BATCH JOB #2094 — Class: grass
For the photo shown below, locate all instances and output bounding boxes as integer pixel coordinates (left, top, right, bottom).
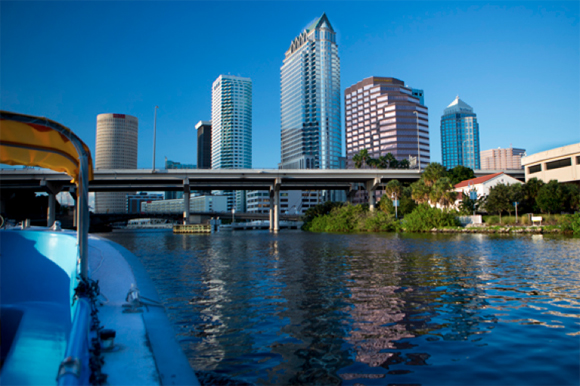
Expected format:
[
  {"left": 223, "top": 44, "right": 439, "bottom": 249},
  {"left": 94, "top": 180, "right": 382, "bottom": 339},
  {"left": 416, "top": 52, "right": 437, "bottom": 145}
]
[{"left": 483, "top": 213, "right": 568, "bottom": 226}]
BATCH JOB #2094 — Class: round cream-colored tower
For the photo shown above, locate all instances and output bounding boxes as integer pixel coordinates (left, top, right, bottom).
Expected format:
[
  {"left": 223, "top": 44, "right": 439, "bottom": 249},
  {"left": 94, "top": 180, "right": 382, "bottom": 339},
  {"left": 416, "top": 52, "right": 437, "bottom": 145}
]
[{"left": 95, "top": 113, "right": 138, "bottom": 213}]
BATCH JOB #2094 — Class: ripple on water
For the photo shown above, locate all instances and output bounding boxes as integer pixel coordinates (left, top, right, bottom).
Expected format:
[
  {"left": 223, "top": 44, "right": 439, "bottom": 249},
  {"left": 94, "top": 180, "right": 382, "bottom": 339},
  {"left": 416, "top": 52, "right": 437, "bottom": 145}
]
[{"left": 100, "top": 230, "right": 580, "bottom": 386}]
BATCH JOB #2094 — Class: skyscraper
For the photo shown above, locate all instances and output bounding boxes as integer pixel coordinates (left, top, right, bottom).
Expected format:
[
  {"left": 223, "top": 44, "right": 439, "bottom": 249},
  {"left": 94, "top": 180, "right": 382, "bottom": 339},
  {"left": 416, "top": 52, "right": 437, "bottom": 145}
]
[
  {"left": 345, "top": 77, "right": 429, "bottom": 169},
  {"left": 196, "top": 120, "right": 212, "bottom": 169},
  {"left": 211, "top": 75, "right": 252, "bottom": 211},
  {"left": 280, "top": 13, "right": 341, "bottom": 170},
  {"left": 441, "top": 96, "right": 481, "bottom": 170},
  {"left": 94, "top": 113, "right": 138, "bottom": 213}
]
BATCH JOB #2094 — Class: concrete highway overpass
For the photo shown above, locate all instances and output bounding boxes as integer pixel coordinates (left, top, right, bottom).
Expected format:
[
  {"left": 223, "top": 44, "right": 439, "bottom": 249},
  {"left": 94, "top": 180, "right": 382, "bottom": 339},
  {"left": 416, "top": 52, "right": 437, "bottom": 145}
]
[{"left": 0, "top": 168, "right": 525, "bottom": 231}]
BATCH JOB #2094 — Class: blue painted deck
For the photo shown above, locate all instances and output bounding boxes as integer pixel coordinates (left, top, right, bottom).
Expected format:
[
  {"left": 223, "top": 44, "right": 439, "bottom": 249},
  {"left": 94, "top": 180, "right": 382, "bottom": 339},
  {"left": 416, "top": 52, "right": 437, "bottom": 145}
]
[
  {"left": 0, "top": 230, "right": 79, "bottom": 385},
  {"left": 1, "top": 229, "right": 199, "bottom": 385}
]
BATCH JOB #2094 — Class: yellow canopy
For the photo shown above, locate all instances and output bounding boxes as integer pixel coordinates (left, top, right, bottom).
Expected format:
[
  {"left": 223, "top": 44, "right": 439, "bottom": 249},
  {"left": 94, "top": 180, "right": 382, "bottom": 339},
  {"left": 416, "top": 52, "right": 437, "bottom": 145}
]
[{"left": 0, "top": 111, "right": 94, "bottom": 183}]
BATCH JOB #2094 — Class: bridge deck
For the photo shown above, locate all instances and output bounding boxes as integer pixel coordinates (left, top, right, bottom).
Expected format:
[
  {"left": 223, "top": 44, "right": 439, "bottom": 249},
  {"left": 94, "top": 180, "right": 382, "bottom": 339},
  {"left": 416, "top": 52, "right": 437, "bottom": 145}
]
[{"left": 0, "top": 168, "right": 525, "bottom": 192}]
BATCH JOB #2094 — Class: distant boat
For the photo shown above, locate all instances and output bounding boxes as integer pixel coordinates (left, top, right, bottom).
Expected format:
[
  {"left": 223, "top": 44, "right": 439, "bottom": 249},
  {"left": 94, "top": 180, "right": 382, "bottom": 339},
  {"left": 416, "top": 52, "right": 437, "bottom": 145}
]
[{"left": 0, "top": 111, "right": 198, "bottom": 385}]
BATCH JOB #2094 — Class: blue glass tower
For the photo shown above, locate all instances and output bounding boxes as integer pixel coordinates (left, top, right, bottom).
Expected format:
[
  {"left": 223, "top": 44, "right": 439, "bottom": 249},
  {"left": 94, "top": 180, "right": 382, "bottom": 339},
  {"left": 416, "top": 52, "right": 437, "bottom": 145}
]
[
  {"left": 440, "top": 96, "right": 480, "bottom": 170},
  {"left": 280, "top": 13, "right": 341, "bottom": 170}
]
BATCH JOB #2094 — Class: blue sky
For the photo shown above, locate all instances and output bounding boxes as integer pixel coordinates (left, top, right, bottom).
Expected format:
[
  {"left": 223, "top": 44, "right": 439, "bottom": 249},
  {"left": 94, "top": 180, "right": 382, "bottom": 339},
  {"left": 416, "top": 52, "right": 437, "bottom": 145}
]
[{"left": 2, "top": 1, "right": 578, "bottom": 169}]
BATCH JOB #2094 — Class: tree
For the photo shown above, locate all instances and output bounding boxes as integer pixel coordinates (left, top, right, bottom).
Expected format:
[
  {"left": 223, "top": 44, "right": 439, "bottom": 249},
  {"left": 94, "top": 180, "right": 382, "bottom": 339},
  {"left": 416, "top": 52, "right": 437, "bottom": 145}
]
[
  {"left": 353, "top": 149, "right": 371, "bottom": 169},
  {"left": 385, "top": 153, "right": 399, "bottom": 169},
  {"left": 536, "top": 180, "right": 564, "bottom": 214},
  {"left": 398, "top": 159, "right": 410, "bottom": 169},
  {"left": 485, "top": 183, "right": 512, "bottom": 222},
  {"left": 379, "top": 185, "right": 416, "bottom": 216},
  {"left": 561, "top": 184, "right": 580, "bottom": 212},
  {"left": 458, "top": 193, "right": 484, "bottom": 215},
  {"left": 522, "top": 177, "right": 544, "bottom": 213},
  {"left": 368, "top": 157, "right": 381, "bottom": 169},
  {"left": 429, "top": 177, "right": 457, "bottom": 209},
  {"left": 448, "top": 165, "right": 475, "bottom": 186},
  {"left": 507, "top": 183, "right": 524, "bottom": 216},
  {"left": 422, "top": 162, "right": 447, "bottom": 187},
  {"left": 411, "top": 179, "right": 430, "bottom": 204},
  {"left": 384, "top": 179, "right": 403, "bottom": 200}
]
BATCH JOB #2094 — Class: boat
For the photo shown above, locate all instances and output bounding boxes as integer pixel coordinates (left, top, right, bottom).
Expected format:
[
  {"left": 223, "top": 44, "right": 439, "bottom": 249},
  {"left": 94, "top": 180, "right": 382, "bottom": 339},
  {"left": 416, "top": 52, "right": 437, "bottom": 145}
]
[{"left": 0, "top": 111, "right": 199, "bottom": 385}]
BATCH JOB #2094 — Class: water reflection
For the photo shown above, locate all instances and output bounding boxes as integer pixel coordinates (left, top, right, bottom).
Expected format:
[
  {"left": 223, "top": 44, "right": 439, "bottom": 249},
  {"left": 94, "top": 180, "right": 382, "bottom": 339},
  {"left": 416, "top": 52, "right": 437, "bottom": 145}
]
[{"left": 101, "top": 230, "right": 580, "bottom": 386}]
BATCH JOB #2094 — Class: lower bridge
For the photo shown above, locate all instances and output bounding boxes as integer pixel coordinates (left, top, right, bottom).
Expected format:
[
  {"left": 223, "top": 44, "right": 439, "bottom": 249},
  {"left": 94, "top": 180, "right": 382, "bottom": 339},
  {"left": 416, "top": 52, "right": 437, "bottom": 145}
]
[{"left": 91, "top": 211, "right": 302, "bottom": 225}]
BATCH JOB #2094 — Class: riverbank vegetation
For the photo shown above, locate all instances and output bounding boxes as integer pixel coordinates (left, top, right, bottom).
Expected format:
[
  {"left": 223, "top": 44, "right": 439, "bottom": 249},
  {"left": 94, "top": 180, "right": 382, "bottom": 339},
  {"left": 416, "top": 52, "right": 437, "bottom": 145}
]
[{"left": 302, "top": 161, "right": 580, "bottom": 235}]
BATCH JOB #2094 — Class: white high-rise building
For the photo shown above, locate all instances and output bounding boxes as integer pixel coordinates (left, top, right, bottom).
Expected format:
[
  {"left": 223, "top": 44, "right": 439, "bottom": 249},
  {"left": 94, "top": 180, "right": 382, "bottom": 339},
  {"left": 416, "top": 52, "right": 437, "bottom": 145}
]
[
  {"left": 94, "top": 113, "right": 138, "bottom": 213},
  {"left": 211, "top": 75, "right": 252, "bottom": 211}
]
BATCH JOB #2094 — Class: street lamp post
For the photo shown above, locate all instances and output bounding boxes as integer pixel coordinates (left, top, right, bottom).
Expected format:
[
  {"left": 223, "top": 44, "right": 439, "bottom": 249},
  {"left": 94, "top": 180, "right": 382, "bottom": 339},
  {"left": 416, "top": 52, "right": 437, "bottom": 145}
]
[
  {"left": 413, "top": 111, "right": 421, "bottom": 171},
  {"left": 152, "top": 106, "right": 158, "bottom": 171},
  {"left": 392, "top": 192, "right": 398, "bottom": 219},
  {"left": 232, "top": 208, "right": 235, "bottom": 224}
]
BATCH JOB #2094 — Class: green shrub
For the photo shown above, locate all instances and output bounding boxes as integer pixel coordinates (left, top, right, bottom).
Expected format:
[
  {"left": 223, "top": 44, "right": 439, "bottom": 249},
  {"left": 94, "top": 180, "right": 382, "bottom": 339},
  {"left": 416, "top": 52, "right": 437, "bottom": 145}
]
[
  {"left": 560, "top": 213, "right": 580, "bottom": 235},
  {"left": 484, "top": 215, "right": 500, "bottom": 225},
  {"left": 302, "top": 201, "right": 346, "bottom": 229},
  {"left": 304, "top": 204, "right": 399, "bottom": 233},
  {"left": 361, "top": 210, "right": 399, "bottom": 232},
  {"left": 402, "top": 204, "right": 461, "bottom": 232}
]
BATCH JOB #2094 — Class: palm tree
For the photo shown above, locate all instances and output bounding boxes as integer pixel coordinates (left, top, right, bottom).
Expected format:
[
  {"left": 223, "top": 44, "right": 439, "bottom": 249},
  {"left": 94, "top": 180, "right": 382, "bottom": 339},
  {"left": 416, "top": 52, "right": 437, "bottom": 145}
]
[
  {"left": 399, "top": 159, "right": 410, "bottom": 169},
  {"left": 353, "top": 149, "right": 371, "bottom": 169},
  {"left": 367, "top": 158, "right": 380, "bottom": 168},
  {"left": 422, "top": 162, "right": 447, "bottom": 187},
  {"left": 377, "top": 155, "right": 388, "bottom": 169},
  {"left": 411, "top": 179, "right": 430, "bottom": 204},
  {"left": 429, "top": 177, "right": 456, "bottom": 208},
  {"left": 384, "top": 179, "right": 403, "bottom": 200},
  {"left": 385, "top": 153, "right": 399, "bottom": 169}
]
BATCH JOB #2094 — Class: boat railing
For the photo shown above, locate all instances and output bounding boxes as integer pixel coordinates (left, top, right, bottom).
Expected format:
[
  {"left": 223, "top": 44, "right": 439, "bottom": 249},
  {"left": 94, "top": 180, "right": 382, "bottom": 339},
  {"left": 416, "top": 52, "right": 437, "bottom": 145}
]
[{"left": 57, "top": 298, "right": 92, "bottom": 386}]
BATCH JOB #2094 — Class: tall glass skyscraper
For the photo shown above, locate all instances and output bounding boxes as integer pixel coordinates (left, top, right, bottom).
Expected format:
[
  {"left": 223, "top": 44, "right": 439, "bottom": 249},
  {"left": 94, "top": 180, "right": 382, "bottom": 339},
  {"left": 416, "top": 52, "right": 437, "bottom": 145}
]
[
  {"left": 441, "top": 96, "right": 480, "bottom": 170},
  {"left": 211, "top": 75, "right": 252, "bottom": 211},
  {"left": 280, "top": 13, "right": 341, "bottom": 170}
]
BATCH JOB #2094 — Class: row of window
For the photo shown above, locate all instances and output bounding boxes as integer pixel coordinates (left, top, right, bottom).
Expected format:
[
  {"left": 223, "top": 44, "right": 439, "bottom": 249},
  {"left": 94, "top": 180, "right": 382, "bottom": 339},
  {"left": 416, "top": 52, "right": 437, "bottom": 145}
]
[{"left": 529, "top": 157, "right": 577, "bottom": 174}]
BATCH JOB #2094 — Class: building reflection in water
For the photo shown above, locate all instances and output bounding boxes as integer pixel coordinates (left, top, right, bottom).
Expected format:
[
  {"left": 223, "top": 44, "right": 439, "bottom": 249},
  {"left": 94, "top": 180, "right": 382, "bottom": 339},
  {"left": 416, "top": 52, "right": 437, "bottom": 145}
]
[{"left": 99, "top": 231, "right": 549, "bottom": 385}]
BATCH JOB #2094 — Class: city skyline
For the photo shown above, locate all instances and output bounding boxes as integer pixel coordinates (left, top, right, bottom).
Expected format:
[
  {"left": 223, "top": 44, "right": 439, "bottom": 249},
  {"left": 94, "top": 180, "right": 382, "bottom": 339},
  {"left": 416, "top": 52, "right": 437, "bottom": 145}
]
[{"left": 1, "top": 1, "right": 578, "bottom": 169}]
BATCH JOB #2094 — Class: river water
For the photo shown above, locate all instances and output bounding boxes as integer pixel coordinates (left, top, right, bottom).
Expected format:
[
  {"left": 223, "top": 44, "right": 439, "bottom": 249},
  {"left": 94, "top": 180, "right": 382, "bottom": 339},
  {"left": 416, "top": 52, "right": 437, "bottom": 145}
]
[{"left": 100, "top": 229, "right": 580, "bottom": 385}]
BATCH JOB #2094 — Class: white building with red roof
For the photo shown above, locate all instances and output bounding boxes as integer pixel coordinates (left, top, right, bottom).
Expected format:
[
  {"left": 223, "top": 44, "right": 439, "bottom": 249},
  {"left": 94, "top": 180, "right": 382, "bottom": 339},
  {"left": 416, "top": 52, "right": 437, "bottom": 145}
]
[{"left": 454, "top": 172, "right": 523, "bottom": 200}]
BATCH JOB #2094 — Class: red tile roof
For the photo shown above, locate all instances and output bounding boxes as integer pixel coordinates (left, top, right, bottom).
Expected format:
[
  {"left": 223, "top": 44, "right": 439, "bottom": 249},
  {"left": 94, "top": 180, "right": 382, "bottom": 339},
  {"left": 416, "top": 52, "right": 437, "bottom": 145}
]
[{"left": 454, "top": 172, "right": 504, "bottom": 189}]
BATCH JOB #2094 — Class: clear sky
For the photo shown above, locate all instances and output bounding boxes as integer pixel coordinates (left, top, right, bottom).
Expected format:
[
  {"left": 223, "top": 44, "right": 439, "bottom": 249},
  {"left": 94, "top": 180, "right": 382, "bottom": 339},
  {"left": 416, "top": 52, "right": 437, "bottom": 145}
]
[{"left": 2, "top": 1, "right": 578, "bottom": 169}]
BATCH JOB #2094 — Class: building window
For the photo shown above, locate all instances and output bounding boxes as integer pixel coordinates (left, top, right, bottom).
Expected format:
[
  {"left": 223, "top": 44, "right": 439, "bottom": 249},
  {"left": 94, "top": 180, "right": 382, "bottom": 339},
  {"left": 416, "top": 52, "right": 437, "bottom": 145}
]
[
  {"left": 546, "top": 158, "right": 571, "bottom": 171},
  {"left": 528, "top": 164, "right": 541, "bottom": 174}
]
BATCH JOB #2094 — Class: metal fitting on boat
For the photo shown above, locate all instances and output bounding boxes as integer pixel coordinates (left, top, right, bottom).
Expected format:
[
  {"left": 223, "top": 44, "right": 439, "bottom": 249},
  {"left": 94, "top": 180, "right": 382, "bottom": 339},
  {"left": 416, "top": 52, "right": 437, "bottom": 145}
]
[
  {"left": 100, "top": 329, "right": 117, "bottom": 351},
  {"left": 56, "top": 356, "right": 81, "bottom": 380}
]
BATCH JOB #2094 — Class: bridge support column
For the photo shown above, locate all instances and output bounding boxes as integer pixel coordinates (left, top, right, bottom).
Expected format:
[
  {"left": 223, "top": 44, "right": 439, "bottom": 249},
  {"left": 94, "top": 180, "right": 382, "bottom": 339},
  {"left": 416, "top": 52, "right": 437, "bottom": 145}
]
[
  {"left": 269, "top": 191, "right": 274, "bottom": 231},
  {"left": 347, "top": 184, "right": 358, "bottom": 204},
  {"left": 42, "top": 180, "right": 64, "bottom": 227},
  {"left": 270, "top": 178, "right": 281, "bottom": 232},
  {"left": 183, "top": 178, "right": 190, "bottom": 225},
  {"left": 366, "top": 178, "right": 381, "bottom": 212},
  {"left": 69, "top": 188, "right": 77, "bottom": 228},
  {"left": 48, "top": 193, "right": 56, "bottom": 227}
]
